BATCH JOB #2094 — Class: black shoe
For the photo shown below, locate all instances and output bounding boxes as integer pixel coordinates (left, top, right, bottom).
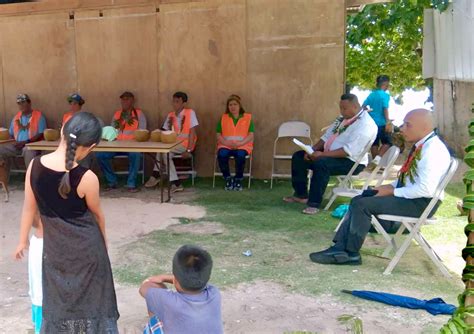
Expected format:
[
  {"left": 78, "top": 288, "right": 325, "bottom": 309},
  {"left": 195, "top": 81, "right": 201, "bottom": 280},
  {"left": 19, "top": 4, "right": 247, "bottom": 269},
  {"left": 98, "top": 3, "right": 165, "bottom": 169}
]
[
  {"left": 225, "top": 177, "right": 233, "bottom": 191},
  {"left": 309, "top": 249, "right": 361, "bottom": 265},
  {"left": 233, "top": 178, "right": 243, "bottom": 191},
  {"left": 310, "top": 246, "right": 344, "bottom": 257}
]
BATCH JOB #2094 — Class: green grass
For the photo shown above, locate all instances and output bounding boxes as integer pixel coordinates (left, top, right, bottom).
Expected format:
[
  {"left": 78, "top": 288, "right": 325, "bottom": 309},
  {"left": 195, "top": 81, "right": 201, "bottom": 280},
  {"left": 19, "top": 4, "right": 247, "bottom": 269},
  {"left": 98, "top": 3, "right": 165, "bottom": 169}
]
[{"left": 114, "top": 177, "right": 465, "bottom": 306}]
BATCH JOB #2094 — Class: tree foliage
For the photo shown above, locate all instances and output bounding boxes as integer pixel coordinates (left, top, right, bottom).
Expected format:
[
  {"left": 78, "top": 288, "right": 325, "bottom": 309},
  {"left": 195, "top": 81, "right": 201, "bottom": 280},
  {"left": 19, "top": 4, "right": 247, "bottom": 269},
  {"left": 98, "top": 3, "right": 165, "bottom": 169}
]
[{"left": 346, "top": 0, "right": 449, "bottom": 96}]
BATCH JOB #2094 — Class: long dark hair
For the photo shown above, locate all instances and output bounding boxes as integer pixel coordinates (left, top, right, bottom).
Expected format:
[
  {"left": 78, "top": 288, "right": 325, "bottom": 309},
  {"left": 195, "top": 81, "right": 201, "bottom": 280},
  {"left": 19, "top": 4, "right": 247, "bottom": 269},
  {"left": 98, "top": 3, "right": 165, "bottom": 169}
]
[
  {"left": 58, "top": 112, "right": 102, "bottom": 199},
  {"left": 225, "top": 94, "right": 245, "bottom": 115}
]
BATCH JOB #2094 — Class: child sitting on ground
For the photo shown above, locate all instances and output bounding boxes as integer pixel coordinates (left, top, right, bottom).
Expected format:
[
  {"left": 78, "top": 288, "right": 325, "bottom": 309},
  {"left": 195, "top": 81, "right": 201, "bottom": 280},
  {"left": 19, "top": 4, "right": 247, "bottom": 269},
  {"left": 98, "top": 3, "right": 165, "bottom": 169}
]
[{"left": 139, "top": 245, "right": 223, "bottom": 334}]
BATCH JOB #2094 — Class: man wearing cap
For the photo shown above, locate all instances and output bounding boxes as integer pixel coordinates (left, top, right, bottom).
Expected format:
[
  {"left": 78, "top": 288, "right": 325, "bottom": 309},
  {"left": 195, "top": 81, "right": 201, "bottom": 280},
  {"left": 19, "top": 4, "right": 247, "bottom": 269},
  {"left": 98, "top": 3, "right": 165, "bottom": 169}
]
[
  {"left": 0, "top": 94, "right": 46, "bottom": 168},
  {"left": 62, "top": 93, "right": 85, "bottom": 125},
  {"left": 96, "top": 91, "right": 147, "bottom": 192}
]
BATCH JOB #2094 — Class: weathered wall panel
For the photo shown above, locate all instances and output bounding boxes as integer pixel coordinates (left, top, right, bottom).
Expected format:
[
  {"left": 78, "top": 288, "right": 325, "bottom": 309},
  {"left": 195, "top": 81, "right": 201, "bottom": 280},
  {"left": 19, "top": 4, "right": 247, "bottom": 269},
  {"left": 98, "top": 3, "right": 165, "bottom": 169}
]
[
  {"left": 0, "top": 0, "right": 345, "bottom": 178},
  {"left": 74, "top": 6, "right": 159, "bottom": 127},
  {"left": 434, "top": 79, "right": 471, "bottom": 156},
  {"left": 158, "top": 0, "right": 247, "bottom": 176},
  {"left": 0, "top": 13, "right": 76, "bottom": 128},
  {"left": 246, "top": 0, "right": 345, "bottom": 176},
  {"left": 0, "top": 51, "right": 5, "bottom": 127}
]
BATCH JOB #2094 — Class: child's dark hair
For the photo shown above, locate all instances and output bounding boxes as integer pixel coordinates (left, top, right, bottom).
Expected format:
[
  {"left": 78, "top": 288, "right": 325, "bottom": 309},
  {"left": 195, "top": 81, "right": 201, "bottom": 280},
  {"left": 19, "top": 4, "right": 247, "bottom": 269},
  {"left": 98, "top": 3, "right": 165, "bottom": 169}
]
[
  {"left": 58, "top": 112, "right": 102, "bottom": 199},
  {"left": 173, "top": 91, "right": 188, "bottom": 103},
  {"left": 172, "top": 245, "right": 213, "bottom": 291},
  {"left": 225, "top": 94, "right": 245, "bottom": 115},
  {"left": 376, "top": 75, "right": 390, "bottom": 88}
]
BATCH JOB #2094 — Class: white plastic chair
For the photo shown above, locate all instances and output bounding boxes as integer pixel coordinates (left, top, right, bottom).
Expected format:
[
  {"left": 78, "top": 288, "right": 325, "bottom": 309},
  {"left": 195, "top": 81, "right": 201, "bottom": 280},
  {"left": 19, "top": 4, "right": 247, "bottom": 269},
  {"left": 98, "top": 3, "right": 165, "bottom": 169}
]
[
  {"left": 328, "top": 146, "right": 400, "bottom": 217},
  {"left": 270, "top": 121, "right": 312, "bottom": 189},
  {"left": 323, "top": 140, "right": 373, "bottom": 210},
  {"left": 212, "top": 151, "right": 253, "bottom": 189},
  {"left": 372, "top": 157, "right": 459, "bottom": 277}
]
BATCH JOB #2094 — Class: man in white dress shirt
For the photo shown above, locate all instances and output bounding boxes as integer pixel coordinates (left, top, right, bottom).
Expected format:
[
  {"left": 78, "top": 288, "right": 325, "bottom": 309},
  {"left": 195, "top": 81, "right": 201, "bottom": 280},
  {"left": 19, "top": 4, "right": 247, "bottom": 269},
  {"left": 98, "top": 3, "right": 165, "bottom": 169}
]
[
  {"left": 284, "top": 94, "right": 378, "bottom": 214},
  {"left": 309, "top": 108, "right": 451, "bottom": 265}
]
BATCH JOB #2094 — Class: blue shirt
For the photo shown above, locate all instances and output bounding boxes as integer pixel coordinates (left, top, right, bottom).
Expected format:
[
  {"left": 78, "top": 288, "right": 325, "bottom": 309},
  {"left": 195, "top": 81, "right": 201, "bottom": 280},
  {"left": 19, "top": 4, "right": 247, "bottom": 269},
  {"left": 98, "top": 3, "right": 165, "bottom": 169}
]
[
  {"left": 363, "top": 89, "right": 390, "bottom": 126},
  {"left": 145, "top": 284, "right": 223, "bottom": 334},
  {"left": 9, "top": 113, "right": 47, "bottom": 142}
]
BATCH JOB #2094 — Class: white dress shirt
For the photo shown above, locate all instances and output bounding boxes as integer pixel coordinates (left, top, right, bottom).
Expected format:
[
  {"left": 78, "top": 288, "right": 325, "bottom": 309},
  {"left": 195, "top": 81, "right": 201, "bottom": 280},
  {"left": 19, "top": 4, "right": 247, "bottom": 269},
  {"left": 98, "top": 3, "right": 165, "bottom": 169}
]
[
  {"left": 391, "top": 132, "right": 451, "bottom": 199},
  {"left": 321, "top": 111, "right": 378, "bottom": 165}
]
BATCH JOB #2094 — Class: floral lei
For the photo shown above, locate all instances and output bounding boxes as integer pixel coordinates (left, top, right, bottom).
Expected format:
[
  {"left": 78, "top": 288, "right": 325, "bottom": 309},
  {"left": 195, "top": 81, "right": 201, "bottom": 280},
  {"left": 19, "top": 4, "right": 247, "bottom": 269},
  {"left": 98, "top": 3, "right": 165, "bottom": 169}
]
[
  {"left": 332, "top": 113, "right": 361, "bottom": 135},
  {"left": 397, "top": 145, "right": 423, "bottom": 187},
  {"left": 112, "top": 109, "right": 137, "bottom": 131},
  {"left": 397, "top": 133, "right": 436, "bottom": 186},
  {"left": 169, "top": 112, "right": 186, "bottom": 133},
  {"left": 16, "top": 118, "right": 31, "bottom": 131}
]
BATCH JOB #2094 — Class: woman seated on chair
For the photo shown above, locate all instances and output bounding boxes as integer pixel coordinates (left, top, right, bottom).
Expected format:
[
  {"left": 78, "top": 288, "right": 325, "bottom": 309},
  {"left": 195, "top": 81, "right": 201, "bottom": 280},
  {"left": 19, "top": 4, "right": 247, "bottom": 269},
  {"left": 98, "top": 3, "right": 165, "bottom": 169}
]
[{"left": 216, "top": 94, "right": 254, "bottom": 191}]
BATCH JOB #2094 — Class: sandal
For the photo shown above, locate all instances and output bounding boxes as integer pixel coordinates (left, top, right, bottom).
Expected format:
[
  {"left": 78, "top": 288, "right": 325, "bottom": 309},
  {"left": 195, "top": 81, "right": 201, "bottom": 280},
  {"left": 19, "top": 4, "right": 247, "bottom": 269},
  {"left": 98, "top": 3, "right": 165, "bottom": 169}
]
[
  {"left": 302, "top": 207, "right": 320, "bottom": 215},
  {"left": 283, "top": 196, "right": 307, "bottom": 204}
]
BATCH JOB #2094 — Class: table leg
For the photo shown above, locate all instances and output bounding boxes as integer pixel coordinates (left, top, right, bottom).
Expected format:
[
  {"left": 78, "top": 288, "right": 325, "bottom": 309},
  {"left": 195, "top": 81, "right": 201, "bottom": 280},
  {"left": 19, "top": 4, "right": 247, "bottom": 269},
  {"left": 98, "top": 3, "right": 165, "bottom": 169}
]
[
  {"left": 167, "top": 152, "right": 171, "bottom": 202},
  {"left": 159, "top": 153, "right": 164, "bottom": 203}
]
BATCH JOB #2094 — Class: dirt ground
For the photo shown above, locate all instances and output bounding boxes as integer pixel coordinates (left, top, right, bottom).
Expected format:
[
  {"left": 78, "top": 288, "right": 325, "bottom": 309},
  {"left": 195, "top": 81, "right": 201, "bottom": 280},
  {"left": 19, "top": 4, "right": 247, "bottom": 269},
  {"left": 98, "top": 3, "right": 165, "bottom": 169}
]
[{"left": 0, "top": 186, "right": 454, "bottom": 334}]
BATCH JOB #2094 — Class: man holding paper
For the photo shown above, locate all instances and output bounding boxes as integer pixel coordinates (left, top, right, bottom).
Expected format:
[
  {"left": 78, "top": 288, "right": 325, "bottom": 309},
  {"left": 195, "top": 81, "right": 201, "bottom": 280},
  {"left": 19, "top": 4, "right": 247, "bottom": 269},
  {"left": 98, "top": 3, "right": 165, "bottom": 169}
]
[{"left": 283, "top": 94, "right": 377, "bottom": 214}]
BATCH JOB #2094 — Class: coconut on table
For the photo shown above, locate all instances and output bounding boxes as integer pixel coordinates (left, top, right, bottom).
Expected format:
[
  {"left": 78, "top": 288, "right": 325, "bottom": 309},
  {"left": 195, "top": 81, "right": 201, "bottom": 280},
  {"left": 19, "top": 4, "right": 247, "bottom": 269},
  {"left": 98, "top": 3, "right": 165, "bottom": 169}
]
[
  {"left": 0, "top": 128, "right": 10, "bottom": 141},
  {"left": 44, "top": 129, "right": 60, "bottom": 141}
]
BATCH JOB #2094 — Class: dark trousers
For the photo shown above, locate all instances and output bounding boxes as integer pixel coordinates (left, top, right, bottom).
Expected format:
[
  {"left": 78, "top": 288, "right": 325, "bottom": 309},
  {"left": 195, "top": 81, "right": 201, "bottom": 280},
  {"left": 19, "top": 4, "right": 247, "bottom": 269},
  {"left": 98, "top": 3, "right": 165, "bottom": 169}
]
[
  {"left": 333, "top": 195, "right": 439, "bottom": 253},
  {"left": 217, "top": 148, "right": 247, "bottom": 179},
  {"left": 291, "top": 150, "right": 365, "bottom": 208}
]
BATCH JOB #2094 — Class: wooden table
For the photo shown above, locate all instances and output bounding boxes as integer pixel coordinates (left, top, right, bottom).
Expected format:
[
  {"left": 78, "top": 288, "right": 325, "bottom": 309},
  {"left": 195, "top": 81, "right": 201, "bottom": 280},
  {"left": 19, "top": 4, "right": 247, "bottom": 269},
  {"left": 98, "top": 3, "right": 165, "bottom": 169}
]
[
  {"left": 26, "top": 140, "right": 182, "bottom": 203},
  {"left": 0, "top": 139, "right": 15, "bottom": 145}
]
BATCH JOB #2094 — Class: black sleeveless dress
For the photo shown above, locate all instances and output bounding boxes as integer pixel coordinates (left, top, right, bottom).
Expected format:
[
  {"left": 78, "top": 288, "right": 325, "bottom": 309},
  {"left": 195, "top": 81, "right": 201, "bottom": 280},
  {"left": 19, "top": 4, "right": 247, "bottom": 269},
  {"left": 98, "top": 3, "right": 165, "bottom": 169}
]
[{"left": 30, "top": 157, "right": 119, "bottom": 333}]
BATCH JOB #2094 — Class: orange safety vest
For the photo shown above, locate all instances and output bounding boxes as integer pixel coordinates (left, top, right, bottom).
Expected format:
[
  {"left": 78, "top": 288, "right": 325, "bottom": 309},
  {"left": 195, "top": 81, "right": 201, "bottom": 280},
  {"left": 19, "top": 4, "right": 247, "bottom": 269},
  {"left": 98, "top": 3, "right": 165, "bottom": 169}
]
[
  {"left": 113, "top": 108, "right": 145, "bottom": 141},
  {"left": 217, "top": 113, "right": 253, "bottom": 154},
  {"left": 167, "top": 108, "right": 197, "bottom": 150},
  {"left": 12, "top": 110, "right": 43, "bottom": 141},
  {"left": 62, "top": 111, "right": 74, "bottom": 125}
]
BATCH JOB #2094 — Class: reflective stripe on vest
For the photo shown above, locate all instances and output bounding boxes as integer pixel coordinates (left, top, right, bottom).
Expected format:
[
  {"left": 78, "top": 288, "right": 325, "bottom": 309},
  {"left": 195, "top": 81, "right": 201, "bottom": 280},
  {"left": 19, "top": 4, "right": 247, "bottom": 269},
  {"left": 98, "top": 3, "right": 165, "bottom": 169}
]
[
  {"left": 13, "top": 110, "right": 42, "bottom": 141},
  {"left": 222, "top": 135, "right": 245, "bottom": 141},
  {"left": 217, "top": 113, "right": 253, "bottom": 154}
]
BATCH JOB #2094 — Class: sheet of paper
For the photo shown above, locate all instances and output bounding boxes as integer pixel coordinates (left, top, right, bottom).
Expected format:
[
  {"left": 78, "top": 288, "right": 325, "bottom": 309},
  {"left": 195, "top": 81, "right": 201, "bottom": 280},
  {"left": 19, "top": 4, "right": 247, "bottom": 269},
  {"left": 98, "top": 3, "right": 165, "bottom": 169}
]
[{"left": 292, "top": 138, "right": 314, "bottom": 155}]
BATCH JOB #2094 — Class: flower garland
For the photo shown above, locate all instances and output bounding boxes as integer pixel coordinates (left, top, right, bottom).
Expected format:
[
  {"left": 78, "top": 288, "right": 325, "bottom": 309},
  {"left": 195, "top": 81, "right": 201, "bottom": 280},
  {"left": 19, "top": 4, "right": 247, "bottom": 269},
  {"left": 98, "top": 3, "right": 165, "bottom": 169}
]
[
  {"left": 397, "top": 145, "right": 423, "bottom": 187},
  {"left": 15, "top": 118, "right": 30, "bottom": 131},
  {"left": 332, "top": 113, "right": 361, "bottom": 135},
  {"left": 112, "top": 109, "right": 138, "bottom": 132},
  {"left": 332, "top": 116, "right": 344, "bottom": 134},
  {"left": 168, "top": 112, "right": 186, "bottom": 133}
]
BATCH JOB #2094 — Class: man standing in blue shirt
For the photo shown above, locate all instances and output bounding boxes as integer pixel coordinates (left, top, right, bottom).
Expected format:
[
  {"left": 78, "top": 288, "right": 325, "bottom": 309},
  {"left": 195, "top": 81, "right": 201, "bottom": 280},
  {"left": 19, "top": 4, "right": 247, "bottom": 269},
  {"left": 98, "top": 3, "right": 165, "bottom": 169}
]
[
  {"left": 0, "top": 94, "right": 46, "bottom": 168},
  {"left": 362, "top": 75, "right": 392, "bottom": 164}
]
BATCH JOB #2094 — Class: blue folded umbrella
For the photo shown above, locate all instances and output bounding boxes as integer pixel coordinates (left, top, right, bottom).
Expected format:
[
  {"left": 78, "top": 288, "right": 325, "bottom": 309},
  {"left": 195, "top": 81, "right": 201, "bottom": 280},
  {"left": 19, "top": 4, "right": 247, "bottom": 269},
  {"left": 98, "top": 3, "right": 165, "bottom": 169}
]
[{"left": 342, "top": 290, "right": 456, "bottom": 315}]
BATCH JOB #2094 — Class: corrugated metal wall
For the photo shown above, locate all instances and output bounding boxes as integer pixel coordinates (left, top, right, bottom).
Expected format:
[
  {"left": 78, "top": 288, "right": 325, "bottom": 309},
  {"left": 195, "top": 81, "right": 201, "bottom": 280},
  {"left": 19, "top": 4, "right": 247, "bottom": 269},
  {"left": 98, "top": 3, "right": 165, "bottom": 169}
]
[{"left": 423, "top": 0, "right": 474, "bottom": 82}]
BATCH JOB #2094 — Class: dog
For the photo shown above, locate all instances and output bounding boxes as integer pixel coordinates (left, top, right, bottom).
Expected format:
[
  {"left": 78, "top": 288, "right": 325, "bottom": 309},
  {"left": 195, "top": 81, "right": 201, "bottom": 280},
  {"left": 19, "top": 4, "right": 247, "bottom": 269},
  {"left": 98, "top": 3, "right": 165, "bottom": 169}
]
[{"left": 0, "top": 158, "right": 10, "bottom": 202}]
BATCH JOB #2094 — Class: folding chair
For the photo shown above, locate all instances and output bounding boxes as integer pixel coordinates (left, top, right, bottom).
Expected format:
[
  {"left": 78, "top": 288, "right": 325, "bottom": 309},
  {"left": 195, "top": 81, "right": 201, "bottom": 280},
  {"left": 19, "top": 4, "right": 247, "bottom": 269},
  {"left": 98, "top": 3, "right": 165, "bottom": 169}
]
[
  {"left": 173, "top": 153, "right": 196, "bottom": 185},
  {"left": 270, "top": 121, "right": 312, "bottom": 189},
  {"left": 114, "top": 154, "right": 146, "bottom": 184},
  {"left": 328, "top": 146, "right": 400, "bottom": 217},
  {"left": 10, "top": 153, "right": 28, "bottom": 174},
  {"left": 212, "top": 151, "right": 252, "bottom": 189},
  {"left": 323, "top": 140, "right": 374, "bottom": 210},
  {"left": 372, "top": 157, "right": 458, "bottom": 277}
]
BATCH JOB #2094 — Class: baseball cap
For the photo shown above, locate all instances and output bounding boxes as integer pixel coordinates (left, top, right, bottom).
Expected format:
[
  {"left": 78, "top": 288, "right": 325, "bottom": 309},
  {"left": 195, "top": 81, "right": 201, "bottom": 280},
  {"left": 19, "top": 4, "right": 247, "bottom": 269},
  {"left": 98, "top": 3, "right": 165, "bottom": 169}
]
[
  {"left": 67, "top": 93, "right": 85, "bottom": 104},
  {"left": 120, "top": 91, "right": 134, "bottom": 99},
  {"left": 16, "top": 94, "right": 30, "bottom": 103}
]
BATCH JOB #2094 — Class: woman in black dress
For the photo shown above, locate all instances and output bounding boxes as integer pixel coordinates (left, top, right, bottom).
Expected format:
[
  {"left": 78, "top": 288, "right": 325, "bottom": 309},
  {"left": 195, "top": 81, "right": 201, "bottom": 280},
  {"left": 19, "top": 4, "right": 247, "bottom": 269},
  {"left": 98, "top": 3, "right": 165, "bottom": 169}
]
[{"left": 14, "top": 112, "right": 119, "bottom": 333}]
